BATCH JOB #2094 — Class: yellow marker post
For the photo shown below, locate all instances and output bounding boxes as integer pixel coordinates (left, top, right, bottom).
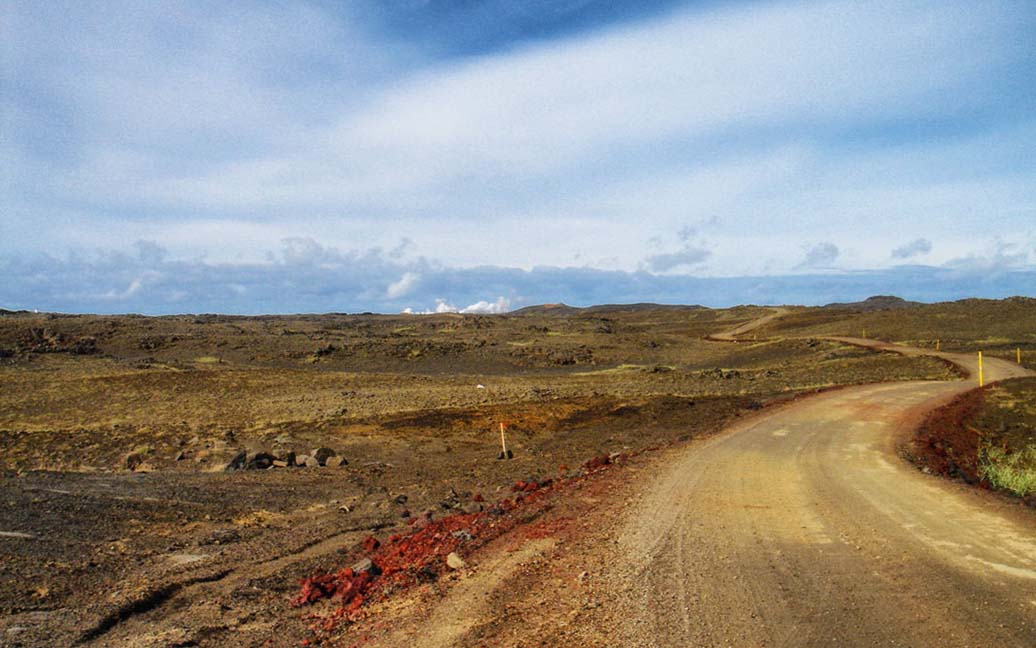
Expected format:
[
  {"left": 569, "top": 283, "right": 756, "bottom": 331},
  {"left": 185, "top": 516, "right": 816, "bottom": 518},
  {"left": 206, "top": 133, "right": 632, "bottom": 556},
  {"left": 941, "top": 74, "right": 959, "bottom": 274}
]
[
  {"left": 499, "top": 422, "right": 510, "bottom": 459},
  {"left": 1018, "top": 348, "right": 1023, "bottom": 365},
  {"left": 936, "top": 339, "right": 940, "bottom": 352},
  {"left": 978, "top": 351, "right": 984, "bottom": 387}
]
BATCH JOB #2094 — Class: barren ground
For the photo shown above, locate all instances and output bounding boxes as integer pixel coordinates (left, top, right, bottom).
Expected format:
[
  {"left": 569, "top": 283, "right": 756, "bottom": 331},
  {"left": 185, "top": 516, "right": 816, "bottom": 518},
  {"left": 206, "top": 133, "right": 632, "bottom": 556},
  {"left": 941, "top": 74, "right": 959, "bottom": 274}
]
[{"left": 0, "top": 300, "right": 1028, "bottom": 646}]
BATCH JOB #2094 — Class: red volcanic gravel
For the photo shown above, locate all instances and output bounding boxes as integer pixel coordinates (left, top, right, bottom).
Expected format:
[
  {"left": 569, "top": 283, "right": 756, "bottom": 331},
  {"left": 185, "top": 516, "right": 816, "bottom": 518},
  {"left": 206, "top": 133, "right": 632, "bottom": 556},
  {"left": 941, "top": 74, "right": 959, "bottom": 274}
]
[{"left": 292, "top": 453, "right": 632, "bottom": 642}]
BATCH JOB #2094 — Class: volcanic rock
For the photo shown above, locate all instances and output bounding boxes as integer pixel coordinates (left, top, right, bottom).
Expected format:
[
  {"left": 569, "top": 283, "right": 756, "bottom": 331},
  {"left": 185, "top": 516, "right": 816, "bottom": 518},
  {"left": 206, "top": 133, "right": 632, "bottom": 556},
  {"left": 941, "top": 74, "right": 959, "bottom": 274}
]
[
  {"left": 312, "top": 447, "right": 336, "bottom": 466},
  {"left": 224, "top": 450, "right": 247, "bottom": 471},
  {"left": 246, "top": 452, "right": 275, "bottom": 470}
]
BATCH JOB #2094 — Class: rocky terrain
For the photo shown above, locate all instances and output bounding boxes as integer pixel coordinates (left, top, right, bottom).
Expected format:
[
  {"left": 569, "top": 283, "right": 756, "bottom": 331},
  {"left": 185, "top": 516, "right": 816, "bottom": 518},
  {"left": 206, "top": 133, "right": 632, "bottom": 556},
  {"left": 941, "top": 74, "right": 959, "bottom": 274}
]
[{"left": 0, "top": 303, "right": 967, "bottom": 646}]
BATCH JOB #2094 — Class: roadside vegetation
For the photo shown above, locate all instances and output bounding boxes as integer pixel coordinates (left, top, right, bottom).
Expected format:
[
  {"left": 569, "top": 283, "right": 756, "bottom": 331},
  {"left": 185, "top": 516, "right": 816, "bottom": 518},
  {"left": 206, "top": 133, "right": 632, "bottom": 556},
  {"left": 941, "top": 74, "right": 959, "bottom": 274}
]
[
  {"left": 912, "top": 376, "right": 1036, "bottom": 502},
  {"left": 980, "top": 446, "right": 1036, "bottom": 497},
  {"left": 976, "top": 378, "right": 1036, "bottom": 498}
]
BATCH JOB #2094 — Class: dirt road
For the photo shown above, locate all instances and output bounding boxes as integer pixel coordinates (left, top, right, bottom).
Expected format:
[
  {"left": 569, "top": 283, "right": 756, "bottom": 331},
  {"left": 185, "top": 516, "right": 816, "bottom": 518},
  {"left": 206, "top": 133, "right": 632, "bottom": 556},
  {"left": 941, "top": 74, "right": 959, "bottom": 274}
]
[
  {"left": 350, "top": 321, "right": 1036, "bottom": 648},
  {"left": 612, "top": 340, "right": 1036, "bottom": 646},
  {"left": 707, "top": 307, "right": 792, "bottom": 342}
]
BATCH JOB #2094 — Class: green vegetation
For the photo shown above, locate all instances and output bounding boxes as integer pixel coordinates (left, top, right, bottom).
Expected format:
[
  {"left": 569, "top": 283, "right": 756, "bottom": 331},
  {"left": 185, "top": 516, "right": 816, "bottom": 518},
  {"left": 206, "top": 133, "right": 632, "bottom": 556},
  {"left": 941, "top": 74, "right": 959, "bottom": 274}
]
[
  {"left": 973, "top": 377, "right": 1036, "bottom": 498},
  {"left": 979, "top": 446, "right": 1036, "bottom": 497}
]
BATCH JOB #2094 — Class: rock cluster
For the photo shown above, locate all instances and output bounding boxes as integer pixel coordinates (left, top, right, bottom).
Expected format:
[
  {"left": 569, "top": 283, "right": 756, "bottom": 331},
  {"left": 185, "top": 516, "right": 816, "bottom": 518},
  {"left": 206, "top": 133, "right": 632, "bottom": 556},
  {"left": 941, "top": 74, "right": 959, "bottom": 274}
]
[
  {"left": 700, "top": 367, "right": 742, "bottom": 379},
  {"left": 18, "top": 327, "right": 98, "bottom": 355},
  {"left": 224, "top": 447, "right": 346, "bottom": 471}
]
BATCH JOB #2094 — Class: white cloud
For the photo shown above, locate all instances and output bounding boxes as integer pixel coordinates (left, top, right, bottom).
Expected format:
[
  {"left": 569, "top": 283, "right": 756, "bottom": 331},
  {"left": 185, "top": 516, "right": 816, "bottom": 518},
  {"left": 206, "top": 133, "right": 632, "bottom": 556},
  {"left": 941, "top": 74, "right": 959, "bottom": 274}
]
[
  {"left": 404, "top": 296, "right": 512, "bottom": 315},
  {"left": 386, "top": 272, "right": 420, "bottom": 298},
  {"left": 434, "top": 299, "right": 457, "bottom": 314},
  {"left": 461, "top": 297, "right": 511, "bottom": 314}
]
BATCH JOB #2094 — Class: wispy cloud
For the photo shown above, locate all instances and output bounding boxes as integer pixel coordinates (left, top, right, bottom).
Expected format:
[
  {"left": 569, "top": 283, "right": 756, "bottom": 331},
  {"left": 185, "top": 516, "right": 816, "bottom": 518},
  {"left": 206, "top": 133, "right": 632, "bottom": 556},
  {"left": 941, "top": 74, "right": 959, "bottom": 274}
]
[
  {"left": 3, "top": 1, "right": 1035, "bottom": 311},
  {"left": 944, "top": 239, "right": 1031, "bottom": 275},
  {"left": 796, "top": 242, "right": 840, "bottom": 270},
  {"left": 643, "top": 246, "right": 711, "bottom": 273},
  {"left": 891, "top": 238, "right": 933, "bottom": 259}
]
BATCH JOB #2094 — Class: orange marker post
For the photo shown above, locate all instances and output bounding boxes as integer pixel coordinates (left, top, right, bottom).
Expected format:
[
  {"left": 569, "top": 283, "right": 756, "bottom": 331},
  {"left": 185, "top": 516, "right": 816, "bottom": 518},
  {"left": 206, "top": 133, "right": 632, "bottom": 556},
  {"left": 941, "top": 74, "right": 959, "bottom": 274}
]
[{"left": 497, "top": 422, "right": 513, "bottom": 460}]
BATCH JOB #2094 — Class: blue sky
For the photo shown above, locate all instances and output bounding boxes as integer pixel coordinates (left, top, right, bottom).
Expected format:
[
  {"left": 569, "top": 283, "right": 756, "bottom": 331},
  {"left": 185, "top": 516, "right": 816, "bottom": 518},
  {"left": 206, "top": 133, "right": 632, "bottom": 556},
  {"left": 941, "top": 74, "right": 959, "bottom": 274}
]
[{"left": 2, "top": 0, "right": 1035, "bottom": 314}]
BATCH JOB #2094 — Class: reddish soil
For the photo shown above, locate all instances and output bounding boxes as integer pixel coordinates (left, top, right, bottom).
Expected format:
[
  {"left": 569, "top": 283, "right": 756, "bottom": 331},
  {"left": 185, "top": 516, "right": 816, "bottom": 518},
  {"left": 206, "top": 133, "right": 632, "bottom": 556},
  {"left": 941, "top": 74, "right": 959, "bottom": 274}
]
[
  {"left": 908, "top": 388, "right": 987, "bottom": 485},
  {"left": 291, "top": 452, "right": 629, "bottom": 644}
]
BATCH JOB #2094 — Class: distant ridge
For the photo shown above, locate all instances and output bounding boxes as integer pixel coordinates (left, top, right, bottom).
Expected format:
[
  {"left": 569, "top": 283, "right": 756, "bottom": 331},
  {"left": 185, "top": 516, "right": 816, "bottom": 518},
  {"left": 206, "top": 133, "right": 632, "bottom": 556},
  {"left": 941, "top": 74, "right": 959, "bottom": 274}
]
[
  {"left": 822, "top": 295, "right": 921, "bottom": 311},
  {"left": 511, "top": 302, "right": 705, "bottom": 315}
]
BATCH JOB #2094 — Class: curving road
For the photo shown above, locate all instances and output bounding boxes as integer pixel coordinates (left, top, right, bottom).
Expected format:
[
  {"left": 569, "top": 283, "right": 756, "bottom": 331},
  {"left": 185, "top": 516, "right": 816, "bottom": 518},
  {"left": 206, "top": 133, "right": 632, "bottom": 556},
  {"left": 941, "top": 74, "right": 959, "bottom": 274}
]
[
  {"left": 708, "top": 307, "right": 792, "bottom": 342},
  {"left": 615, "top": 336, "right": 1036, "bottom": 646}
]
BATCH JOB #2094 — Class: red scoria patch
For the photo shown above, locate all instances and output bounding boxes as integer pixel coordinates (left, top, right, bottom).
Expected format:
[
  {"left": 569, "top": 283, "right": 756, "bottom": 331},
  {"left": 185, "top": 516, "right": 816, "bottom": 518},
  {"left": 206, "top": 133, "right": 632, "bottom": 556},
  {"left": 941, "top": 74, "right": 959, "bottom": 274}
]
[
  {"left": 293, "top": 482, "right": 560, "bottom": 639},
  {"left": 291, "top": 453, "right": 639, "bottom": 642},
  {"left": 511, "top": 478, "right": 552, "bottom": 493},
  {"left": 361, "top": 536, "right": 380, "bottom": 554}
]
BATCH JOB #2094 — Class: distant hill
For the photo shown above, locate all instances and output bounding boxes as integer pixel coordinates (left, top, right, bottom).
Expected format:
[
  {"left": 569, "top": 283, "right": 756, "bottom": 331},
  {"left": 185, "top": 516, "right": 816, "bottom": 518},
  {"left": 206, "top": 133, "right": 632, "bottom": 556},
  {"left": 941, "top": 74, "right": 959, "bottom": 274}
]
[
  {"left": 822, "top": 295, "right": 921, "bottom": 311},
  {"left": 511, "top": 302, "right": 705, "bottom": 316},
  {"left": 510, "top": 303, "right": 583, "bottom": 316}
]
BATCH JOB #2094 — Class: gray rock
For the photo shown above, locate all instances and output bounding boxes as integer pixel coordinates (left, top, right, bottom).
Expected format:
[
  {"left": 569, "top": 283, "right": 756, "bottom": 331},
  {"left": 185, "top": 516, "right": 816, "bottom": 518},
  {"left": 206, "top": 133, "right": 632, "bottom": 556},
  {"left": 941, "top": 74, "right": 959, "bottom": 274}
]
[
  {"left": 451, "top": 529, "right": 474, "bottom": 542},
  {"left": 350, "top": 557, "right": 381, "bottom": 575}
]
